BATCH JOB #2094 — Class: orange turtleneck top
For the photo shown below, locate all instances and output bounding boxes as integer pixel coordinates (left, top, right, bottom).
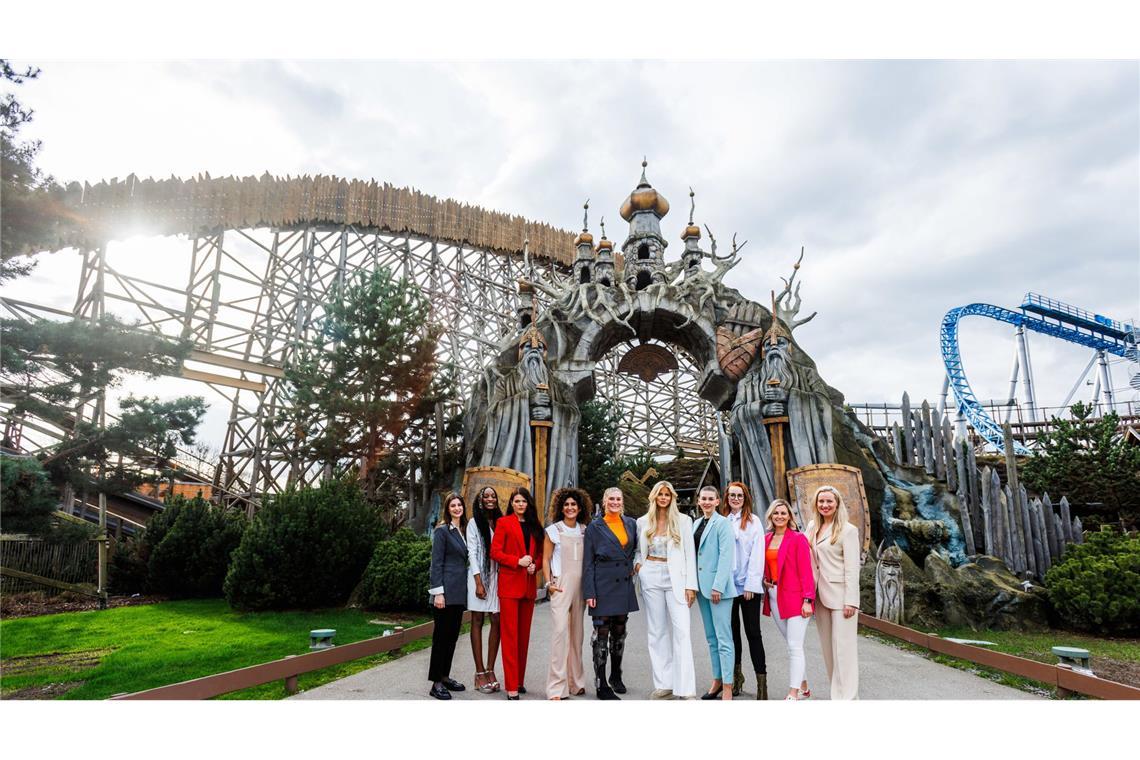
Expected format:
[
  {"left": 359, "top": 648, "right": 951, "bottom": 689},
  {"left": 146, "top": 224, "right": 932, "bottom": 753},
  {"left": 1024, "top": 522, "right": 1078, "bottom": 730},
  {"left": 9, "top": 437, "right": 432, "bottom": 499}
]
[{"left": 604, "top": 511, "right": 628, "bottom": 547}]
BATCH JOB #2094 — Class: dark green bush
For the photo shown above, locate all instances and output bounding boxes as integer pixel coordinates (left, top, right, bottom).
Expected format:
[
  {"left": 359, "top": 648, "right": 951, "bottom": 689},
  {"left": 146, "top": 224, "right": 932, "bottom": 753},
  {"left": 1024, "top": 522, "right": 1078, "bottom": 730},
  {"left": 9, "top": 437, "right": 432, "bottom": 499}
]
[
  {"left": 356, "top": 528, "right": 432, "bottom": 611},
  {"left": 109, "top": 535, "right": 149, "bottom": 595},
  {"left": 1, "top": 455, "right": 58, "bottom": 535},
  {"left": 1044, "top": 528, "right": 1140, "bottom": 635},
  {"left": 148, "top": 496, "right": 246, "bottom": 598},
  {"left": 224, "top": 479, "right": 382, "bottom": 610}
]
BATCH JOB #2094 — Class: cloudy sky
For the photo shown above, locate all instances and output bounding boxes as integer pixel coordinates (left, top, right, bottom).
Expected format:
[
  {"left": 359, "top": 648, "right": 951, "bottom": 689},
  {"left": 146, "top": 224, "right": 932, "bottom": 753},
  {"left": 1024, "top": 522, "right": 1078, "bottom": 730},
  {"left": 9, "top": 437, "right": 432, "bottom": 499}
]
[{"left": 5, "top": 59, "right": 1138, "bottom": 443}]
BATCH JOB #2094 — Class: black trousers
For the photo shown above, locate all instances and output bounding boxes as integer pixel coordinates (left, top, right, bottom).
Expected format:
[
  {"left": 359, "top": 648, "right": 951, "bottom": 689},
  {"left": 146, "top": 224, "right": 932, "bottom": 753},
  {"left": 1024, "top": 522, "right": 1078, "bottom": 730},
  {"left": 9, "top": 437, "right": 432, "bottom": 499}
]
[
  {"left": 428, "top": 604, "right": 465, "bottom": 682},
  {"left": 731, "top": 594, "right": 766, "bottom": 674}
]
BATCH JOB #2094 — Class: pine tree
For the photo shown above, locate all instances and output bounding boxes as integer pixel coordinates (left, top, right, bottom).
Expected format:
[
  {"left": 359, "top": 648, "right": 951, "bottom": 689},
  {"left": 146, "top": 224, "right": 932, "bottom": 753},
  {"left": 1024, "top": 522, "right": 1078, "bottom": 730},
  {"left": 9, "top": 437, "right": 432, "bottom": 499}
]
[
  {"left": 279, "top": 267, "right": 445, "bottom": 507},
  {"left": 1022, "top": 401, "right": 1140, "bottom": 530}
]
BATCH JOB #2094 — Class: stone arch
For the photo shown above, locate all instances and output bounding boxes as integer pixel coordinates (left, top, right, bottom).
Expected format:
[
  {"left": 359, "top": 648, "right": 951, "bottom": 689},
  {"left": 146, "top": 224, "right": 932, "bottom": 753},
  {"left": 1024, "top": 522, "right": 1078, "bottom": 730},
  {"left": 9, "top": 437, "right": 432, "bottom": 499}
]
[{"left": 551, "top": 290, "right": 737, "bottom": 411}]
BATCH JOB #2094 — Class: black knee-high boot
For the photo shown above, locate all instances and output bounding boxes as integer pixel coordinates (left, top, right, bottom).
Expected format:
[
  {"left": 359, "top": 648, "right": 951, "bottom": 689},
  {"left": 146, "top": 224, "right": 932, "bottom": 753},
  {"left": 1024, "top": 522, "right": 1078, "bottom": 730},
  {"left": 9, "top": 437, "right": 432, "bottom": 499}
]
[
  {"left": 592, "top": 625, "right": 619, "bottom": 700},
  {"left": 609, "top": 619, "right": 627, "bottom": 694}
]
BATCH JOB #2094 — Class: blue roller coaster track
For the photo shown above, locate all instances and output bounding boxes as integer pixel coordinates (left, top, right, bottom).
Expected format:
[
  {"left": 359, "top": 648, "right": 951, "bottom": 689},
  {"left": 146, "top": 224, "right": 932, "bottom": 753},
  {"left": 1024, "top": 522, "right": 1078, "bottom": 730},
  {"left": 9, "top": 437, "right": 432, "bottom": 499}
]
[{"left": 940, "top": 293, "right": 1137, "bottom": 455}]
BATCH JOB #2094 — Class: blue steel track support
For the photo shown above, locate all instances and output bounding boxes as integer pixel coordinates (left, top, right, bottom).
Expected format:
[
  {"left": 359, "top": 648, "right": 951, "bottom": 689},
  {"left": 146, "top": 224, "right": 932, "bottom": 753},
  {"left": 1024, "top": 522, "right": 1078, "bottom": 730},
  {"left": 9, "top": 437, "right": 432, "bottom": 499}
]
[{"left": 940, "top": 303, "right": 1136, "bottom": 455}]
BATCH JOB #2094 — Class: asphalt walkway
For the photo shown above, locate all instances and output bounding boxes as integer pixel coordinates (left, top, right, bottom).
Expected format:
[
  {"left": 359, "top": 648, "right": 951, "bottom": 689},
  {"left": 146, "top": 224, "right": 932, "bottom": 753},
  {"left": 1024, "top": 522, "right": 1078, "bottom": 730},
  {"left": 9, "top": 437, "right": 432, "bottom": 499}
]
[{"left": 292, "top": 597, "right": 1037, "bottom": 700}]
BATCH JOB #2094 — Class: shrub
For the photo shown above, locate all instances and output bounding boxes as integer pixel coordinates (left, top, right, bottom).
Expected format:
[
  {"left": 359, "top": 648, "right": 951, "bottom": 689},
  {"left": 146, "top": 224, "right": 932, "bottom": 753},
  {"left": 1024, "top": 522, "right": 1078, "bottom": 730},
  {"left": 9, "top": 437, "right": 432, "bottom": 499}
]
[
  {"left": 224, "top": 479, "right": 382, "bottom": 610},
  {"left": 108, "top": 535, "right": 148, "bottom": 595},
  {"left": 355, "top": 528, "right": 432, "bottom": 611},
  {"left": 147, "top": 496, "right": 246, "bottom": 598},
  {"left": 1, "top": 455, "right": 58, "bottom": 535},
  {"left": 1044, "top": 528, "right": 1140, "bottom": 635}
]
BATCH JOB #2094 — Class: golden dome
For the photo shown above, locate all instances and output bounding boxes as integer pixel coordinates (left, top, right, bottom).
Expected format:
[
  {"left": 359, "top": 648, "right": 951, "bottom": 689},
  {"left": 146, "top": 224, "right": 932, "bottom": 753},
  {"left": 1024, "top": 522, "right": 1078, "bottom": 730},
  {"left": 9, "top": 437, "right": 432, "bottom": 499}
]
[
  {"left": 681, "top": 224, "right": 701, "bottom": 240},
  {"left": 575, "top": 231, "right": 594, "bottom": 246},
  {"left": 619, "top": 160, "right": 669, "bottom": 221},
  {"left": 596, "top": 237, "right": 613, "bottom": 252}
]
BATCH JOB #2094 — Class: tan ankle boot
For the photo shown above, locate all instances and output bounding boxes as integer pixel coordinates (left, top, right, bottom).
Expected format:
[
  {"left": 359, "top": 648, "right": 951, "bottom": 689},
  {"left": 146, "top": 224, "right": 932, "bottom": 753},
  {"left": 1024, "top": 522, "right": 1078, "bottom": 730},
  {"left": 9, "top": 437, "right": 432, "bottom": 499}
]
[
  {"left": 732, "top": 664, "right": 745, "bottom": 696},
  {"left": 756, "top": 673, "right": 767, "bottom": 700}
]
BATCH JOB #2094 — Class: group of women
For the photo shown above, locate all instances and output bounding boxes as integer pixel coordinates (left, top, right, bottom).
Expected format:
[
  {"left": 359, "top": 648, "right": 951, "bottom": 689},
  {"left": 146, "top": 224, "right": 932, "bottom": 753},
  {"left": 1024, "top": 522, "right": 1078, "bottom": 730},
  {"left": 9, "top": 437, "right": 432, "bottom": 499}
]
[{"left": 427, "top": 480, "right": 861, "bottom": 701}]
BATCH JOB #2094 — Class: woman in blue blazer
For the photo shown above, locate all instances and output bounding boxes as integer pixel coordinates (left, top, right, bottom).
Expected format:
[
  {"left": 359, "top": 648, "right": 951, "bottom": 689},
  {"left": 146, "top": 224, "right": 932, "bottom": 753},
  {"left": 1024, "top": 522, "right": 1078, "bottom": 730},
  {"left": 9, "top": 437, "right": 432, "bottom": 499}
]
[
  {"left": 693, "top": 485, "right": 738, "bottom": 700},
  {"left": 427, "top": 493, "right": 469, "bottom": 700}
]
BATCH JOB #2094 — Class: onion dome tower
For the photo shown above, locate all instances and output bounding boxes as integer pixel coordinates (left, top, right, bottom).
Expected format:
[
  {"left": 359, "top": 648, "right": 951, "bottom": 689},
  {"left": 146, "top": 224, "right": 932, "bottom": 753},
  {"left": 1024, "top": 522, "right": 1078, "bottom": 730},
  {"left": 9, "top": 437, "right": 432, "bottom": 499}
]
[
  {"left": 680, "top": 187, "right": 704, "bottom": 279},
  {"left": 572, "top": 200, "right": 595, "bottom": 285},
  {"left": 619, "top": 159, "right": 670, "bottom": 291},
  {"left": 594, "top": 217, "right": 615, "bottom": 287}
]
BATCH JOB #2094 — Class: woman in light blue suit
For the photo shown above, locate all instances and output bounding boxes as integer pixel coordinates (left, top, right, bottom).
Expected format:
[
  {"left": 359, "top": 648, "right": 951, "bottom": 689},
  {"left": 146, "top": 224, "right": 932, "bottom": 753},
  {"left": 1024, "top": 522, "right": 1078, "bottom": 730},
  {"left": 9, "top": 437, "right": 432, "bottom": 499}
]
[{"left": 693, "top": 485, "right": 738, "bottom": 700}]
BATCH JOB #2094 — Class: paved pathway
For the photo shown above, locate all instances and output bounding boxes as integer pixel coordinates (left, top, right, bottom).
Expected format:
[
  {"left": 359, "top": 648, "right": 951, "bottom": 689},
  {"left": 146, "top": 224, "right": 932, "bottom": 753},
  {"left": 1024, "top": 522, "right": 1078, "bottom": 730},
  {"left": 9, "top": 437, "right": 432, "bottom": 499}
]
[{"left": 293, "top": 598, "right": 1037, "bottom": 700}]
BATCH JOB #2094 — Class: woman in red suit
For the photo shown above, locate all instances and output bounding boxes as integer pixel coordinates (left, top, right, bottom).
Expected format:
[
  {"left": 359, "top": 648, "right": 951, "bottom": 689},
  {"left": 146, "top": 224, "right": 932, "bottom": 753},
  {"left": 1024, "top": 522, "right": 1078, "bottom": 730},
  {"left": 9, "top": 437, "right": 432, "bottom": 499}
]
[{"left": 490, "top": 486, "right": 545, "bottom": 700}]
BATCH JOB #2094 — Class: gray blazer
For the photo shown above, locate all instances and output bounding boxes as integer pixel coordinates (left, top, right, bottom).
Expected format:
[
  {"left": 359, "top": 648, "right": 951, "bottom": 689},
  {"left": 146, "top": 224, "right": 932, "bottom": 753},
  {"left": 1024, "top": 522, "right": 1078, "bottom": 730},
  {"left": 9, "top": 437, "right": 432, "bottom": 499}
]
[
  {"left": 429, "top": 524, "right": 468, "bottom": 606},
  {"left": 583, "top": 515, "right": 639, "bottom": 618}
]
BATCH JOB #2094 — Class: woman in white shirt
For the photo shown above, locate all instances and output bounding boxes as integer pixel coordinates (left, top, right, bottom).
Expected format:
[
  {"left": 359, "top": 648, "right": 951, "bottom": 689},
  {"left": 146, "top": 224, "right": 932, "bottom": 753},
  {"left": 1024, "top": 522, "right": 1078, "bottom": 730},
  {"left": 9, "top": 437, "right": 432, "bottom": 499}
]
[
  {"left": 542, "top": 487, "right": 591, "bottom": 700},
  {"left": 634, "top": 480, "right": 698, "bottom": 700},
  {"left": 721, "top": 481, "right": 768, "bottom": 699},
  {"left": 467, "top": 486, "right": 502, "bottom": 694}
]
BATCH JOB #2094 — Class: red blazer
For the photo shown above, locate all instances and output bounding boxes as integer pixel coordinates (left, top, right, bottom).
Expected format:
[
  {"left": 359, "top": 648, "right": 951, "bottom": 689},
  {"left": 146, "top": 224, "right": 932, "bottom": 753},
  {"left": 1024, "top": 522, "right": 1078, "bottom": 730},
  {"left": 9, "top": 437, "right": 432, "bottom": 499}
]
[
  {"left": 761, "top": 530, "right": 816, "bottom": 619},
  {"left": 490, "top": 513, "right": 543, "bottom": 600}
]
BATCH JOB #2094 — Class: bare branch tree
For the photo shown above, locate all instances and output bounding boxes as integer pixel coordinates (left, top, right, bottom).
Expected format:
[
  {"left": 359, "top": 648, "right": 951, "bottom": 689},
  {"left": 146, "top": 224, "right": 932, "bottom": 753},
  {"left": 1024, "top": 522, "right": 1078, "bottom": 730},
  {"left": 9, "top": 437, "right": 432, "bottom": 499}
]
[{"left": 774, "top": 246, "right": 817, "bottom": 331}]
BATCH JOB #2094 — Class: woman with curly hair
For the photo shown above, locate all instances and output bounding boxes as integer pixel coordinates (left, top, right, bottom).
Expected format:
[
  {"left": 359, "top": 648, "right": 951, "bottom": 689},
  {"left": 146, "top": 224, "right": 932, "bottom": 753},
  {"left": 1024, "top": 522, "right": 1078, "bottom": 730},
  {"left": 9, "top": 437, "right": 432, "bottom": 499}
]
[{"left": 542, "top": 486, "right": 591, "bottom": 700}]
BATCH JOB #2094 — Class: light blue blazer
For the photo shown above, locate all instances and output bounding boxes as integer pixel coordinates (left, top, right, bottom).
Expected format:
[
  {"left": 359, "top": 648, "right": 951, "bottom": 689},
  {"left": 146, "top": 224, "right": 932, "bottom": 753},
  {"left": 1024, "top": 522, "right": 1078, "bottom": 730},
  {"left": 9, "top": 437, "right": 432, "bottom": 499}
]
[{"left": 694, "top": 511, "right": 738, "bottom": 600}]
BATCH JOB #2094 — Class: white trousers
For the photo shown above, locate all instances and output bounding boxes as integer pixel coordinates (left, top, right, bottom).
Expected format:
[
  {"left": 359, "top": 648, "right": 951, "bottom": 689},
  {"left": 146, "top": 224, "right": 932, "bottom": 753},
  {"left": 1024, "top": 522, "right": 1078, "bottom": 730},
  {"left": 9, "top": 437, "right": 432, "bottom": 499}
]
[
  {"left": 768, "top": 587, "right": 809, "bottom": 690},
  {"left": 640, "top": 561, "right": 696, "bottom": 697}
]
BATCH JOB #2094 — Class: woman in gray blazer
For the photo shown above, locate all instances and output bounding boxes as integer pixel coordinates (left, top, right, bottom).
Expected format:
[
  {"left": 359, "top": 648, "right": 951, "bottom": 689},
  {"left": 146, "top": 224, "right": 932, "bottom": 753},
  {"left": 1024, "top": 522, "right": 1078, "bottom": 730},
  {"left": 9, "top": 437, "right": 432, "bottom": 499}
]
[{"left": 428, "top": 493, "right": 469, "bottom": 700}]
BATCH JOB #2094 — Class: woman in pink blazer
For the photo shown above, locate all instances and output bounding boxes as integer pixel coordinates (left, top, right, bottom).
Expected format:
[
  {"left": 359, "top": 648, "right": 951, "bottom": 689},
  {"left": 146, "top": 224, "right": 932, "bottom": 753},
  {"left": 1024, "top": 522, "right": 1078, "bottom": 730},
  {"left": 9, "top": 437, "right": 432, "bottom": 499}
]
[{"left": 747, "top": 498, "right": 815, "bottom": 700}]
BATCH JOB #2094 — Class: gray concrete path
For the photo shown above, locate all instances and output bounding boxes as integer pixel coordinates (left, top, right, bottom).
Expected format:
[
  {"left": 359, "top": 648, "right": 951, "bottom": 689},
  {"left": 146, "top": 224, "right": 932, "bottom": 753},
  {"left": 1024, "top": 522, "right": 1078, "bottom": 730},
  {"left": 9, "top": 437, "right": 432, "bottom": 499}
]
[{"left": 292, "top": 598, "right": 1038, "bottom": 700}]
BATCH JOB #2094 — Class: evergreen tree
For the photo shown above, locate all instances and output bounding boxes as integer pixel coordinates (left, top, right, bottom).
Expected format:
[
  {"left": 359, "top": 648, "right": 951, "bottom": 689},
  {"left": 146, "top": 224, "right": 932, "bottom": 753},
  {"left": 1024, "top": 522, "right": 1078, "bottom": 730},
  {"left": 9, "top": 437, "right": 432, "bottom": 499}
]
[
  {"left": 1022, "top": 401, "right": 1140, "bottom": 530},
  {"left": 279, "top": 267, "right": 445, "bottom": 505},
  {"left": 1, "top": 60, "right": 67, "bottom": 281},
  {"left": 1, "top": 314, "right": 205, "bottom": 495}
]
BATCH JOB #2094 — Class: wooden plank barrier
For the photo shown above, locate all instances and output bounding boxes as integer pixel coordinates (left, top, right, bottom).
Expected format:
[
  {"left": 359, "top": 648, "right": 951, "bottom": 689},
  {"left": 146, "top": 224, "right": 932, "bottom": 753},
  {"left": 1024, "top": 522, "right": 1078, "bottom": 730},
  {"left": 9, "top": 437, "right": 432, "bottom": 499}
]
[
  {"left": 859, "top": 613, "right": 1140, "bottom": 700},
  {"left": 110, "top": 613, "right": 468, "bottom": 700}
]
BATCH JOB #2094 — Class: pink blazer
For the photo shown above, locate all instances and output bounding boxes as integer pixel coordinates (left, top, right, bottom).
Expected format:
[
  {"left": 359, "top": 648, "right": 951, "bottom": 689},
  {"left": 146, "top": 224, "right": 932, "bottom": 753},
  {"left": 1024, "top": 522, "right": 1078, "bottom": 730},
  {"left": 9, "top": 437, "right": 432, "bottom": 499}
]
[{"left": 760, "top": 530, "right": 816, "bottom": 619}]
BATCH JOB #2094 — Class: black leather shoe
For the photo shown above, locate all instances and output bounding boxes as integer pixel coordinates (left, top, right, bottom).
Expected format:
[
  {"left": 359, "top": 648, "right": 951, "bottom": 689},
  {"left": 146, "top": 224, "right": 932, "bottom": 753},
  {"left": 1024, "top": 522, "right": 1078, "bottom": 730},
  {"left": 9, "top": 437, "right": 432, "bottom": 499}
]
[
  {"left": 609, "top": 677, "right": 627, "bottom": 694},
  {"left": 597, "top": 686, "right": 621, "bottom": 700},
  {"left": 506, "top": 693, "right": 520, "bottom": 700},
  {"left": 517, "top": 686, "right": 527, "bottom": 694},
  {"left": 700, "top": 689, "right": 721, "bottom": 700},
  {"left": 442, "top": 677, "right": 465, "bottom": 692},
  {"left": 429, "top": 684, "right": 452, "bottom": 700}
]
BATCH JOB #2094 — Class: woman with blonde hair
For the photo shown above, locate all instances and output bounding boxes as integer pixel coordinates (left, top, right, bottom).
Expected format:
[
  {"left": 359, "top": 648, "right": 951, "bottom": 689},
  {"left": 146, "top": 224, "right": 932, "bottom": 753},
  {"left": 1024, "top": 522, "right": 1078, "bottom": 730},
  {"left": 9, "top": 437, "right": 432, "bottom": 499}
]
[
  {"left": 805, "top": 485, "right": 861, "bottom": 699},
  {"left": 748, "top": 498, "right": 815, "bottom": 700},
  {"left": 634, "top": 480, "right": 698, "bottom": 699},
  {"left": 720, "top": 481, "right": 767, "bottom": 698}
]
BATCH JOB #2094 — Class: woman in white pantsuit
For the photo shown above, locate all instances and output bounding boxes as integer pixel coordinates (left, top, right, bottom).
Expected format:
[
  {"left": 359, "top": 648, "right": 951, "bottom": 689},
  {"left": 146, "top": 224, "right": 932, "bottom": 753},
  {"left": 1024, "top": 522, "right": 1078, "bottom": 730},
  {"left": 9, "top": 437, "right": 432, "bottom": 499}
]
[
  {"left": 634, "top": 481, "right": 698, "bottom": 700},
  {"left": 805, "top": 485, "right": 861, "bottom": 700}
]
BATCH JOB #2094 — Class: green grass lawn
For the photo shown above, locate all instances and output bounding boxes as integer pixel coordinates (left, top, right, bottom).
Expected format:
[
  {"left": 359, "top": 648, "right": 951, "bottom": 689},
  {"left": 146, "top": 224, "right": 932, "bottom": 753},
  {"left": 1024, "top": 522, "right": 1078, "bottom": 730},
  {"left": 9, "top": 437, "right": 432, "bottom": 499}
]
[
  {"left": 862, "top": 625, "right": 1140, "bottom": 698},
  {"left": 0, "top": 599, "right": 428, "bottom": 700}
]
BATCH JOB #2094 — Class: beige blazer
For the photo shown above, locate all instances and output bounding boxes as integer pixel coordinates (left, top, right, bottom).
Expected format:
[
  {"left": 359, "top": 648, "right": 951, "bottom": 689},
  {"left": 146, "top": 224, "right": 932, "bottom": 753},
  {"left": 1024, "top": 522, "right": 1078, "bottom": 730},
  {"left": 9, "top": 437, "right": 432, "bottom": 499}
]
[
  {"left": 634, "top": 512, "right": 698, "bottom": 606},
  {"left": 807, "top": 520, "right": 860, "bottom": 609}
]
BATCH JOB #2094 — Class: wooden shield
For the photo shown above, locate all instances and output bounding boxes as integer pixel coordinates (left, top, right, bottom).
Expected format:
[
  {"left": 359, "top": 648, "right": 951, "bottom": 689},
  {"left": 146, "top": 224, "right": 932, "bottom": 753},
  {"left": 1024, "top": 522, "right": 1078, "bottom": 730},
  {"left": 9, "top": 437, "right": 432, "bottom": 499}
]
[
  {"left": 461, "top": 466, "right": 531, "bottom": 519},
  {"left": 787, "top": 464, "right": 872, "bottom": 561}
]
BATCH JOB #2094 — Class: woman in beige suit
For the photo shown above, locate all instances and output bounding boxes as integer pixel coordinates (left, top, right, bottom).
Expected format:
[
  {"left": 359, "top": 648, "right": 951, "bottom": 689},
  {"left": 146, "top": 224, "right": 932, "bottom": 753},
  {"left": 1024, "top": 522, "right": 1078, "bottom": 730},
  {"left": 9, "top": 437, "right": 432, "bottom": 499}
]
[{"left": 805, "top": 485, "right": 860, "bottom": 699}]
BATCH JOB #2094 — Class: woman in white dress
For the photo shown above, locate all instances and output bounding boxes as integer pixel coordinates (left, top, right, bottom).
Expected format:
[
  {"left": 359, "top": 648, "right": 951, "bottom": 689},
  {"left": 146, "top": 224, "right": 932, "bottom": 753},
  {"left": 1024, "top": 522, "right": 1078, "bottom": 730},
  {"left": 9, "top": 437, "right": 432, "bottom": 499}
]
[
  {"left": 633, "top": 480, "right": 699, "bottom": 700},
  {"left": 467, "top": 486, "right": 503, "bottom": 694}
]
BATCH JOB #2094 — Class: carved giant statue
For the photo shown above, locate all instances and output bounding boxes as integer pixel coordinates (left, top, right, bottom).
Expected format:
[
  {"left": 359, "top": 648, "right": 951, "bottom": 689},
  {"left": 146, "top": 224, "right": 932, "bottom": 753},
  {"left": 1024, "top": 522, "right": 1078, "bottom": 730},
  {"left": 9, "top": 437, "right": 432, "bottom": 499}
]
[{"left": 463, "top": 161, "right": 837, "bottom": 515}]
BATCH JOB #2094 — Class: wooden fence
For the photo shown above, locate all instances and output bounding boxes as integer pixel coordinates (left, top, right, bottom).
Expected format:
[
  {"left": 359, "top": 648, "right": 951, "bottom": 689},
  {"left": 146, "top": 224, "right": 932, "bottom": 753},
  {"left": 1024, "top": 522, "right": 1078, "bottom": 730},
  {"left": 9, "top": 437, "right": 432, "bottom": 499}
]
[
  {"left": 0, "top": 534, "right": 99, "bottom": 596},
  {"left": 884, "top": 393, "right": 1083, "bottom": 579},
  {"left": 859, "top": 613, "right": 1140, "bottom": 700},
  {"left": 109, "top": 614, "right": 461, "bottom": 700}
]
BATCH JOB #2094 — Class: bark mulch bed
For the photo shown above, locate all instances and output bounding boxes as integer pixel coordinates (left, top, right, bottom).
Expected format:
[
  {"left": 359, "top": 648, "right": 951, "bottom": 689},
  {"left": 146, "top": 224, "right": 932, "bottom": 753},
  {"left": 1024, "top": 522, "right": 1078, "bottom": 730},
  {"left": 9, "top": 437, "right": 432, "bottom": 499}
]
[{"left": 0, "top": 591, "right": 165, "bottom": 619}]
